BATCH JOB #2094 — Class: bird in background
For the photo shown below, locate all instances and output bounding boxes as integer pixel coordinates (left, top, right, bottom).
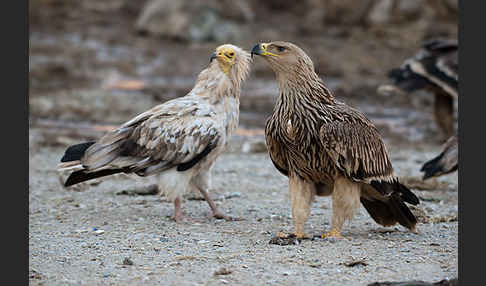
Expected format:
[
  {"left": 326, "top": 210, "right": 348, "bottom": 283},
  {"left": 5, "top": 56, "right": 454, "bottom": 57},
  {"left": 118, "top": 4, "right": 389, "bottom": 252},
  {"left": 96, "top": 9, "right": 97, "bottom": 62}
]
[
  {"left": 58, "top": 44, "right": 252, "bottom": 222},
  {"left": 252, "top": 41, "right": 419, "bottom": 240},
  {"left": 379, "top": 38, "right": 458, "bottom": 141},
  {"left": 420, "top": 135, "right": 458, "bottom": 180},
  {"left": 378, "top": 38, "right": 458, "bottom": 180}
]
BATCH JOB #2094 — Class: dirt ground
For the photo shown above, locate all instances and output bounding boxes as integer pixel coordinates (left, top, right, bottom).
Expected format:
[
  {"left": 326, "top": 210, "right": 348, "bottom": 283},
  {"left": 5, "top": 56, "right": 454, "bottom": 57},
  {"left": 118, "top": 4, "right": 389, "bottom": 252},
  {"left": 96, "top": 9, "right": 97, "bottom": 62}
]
[
  {"left": 29, "top": 128, "right": 457, "bottom": 286},
  {"left": 29, "top": 1, "right": 458, "bottom": 285}
]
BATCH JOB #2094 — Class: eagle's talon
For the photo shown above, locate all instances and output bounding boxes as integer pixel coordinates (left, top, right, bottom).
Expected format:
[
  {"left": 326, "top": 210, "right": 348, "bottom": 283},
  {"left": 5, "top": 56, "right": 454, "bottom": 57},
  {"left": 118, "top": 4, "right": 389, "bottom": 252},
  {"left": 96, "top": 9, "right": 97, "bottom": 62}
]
[
  {"left": 275, "top": 231, "right": 311, "bottom": 240},
  {"left": 321, "top": 229, "right": 343, "bottom": 239}
]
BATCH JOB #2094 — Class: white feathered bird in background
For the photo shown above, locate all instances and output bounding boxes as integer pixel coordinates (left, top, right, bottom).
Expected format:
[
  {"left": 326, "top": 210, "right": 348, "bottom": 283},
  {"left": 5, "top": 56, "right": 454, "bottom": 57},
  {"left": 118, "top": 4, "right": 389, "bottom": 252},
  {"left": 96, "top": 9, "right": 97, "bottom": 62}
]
[{"left": 58, "top": 44, "right": 252, "bottom": 222}]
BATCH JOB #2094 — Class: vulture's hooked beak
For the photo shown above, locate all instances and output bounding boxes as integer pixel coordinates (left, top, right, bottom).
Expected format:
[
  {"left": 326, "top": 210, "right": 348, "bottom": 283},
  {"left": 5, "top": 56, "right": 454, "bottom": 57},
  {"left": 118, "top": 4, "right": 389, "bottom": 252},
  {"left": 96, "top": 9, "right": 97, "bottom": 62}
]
[
  {"left": 251, "top": 43, "right": 279, "bottom": 58},
  {"left": 210, "top": 52, "right": 217, "bottom": 63}
]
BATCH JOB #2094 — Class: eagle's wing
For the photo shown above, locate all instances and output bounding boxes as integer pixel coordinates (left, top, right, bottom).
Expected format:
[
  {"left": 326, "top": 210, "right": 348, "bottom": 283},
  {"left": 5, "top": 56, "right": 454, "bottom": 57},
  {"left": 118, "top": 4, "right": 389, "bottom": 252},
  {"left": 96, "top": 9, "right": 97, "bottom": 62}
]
[
  {"left": 81, "top": 97, "right": 221, "bottom": 176},
  {"left": 318, "top": 110, "right": 394, "bottom": 183},
  {"left": 265, "top": 120, "right": 289, "bottom": 177},
  {"left": 318, "top": 106, "right": 419, "bottom": 205}
]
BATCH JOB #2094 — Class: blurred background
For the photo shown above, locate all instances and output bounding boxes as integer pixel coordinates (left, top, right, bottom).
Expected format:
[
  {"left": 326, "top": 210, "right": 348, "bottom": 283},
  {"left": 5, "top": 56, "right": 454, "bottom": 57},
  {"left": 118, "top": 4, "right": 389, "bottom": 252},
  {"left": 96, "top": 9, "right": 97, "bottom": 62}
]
[{"left": 29, "top": 0, "right": 458, "bottom": 148}]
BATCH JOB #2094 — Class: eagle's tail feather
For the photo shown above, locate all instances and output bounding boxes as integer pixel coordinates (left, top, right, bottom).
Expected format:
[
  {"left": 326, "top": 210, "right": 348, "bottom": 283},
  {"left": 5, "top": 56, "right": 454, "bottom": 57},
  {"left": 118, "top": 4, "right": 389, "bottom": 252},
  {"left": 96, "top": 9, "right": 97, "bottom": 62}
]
[{"left": 360, "top": 194, "right": 418, "bottom": 231}]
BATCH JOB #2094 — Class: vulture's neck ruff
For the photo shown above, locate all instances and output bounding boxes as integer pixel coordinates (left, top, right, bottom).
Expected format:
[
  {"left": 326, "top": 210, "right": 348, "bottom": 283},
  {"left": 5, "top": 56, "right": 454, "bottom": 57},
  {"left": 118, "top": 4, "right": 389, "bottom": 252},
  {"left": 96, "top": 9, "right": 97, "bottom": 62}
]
[{"left": 191, "top": 51, "right": 251, "bottom": 103}]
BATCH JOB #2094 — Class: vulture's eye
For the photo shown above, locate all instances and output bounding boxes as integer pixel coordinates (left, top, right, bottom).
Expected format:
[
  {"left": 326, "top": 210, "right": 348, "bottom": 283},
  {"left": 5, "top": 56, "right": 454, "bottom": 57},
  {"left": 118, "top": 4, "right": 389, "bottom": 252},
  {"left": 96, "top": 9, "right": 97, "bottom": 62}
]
[{"left": 277, "top": 46, "right": 286, "bottom": 52}]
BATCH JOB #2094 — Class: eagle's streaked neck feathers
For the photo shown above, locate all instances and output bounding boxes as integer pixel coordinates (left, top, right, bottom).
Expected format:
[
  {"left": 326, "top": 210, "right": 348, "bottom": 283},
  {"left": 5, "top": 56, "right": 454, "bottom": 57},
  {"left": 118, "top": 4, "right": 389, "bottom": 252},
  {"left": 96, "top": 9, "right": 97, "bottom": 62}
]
[{"left": 275, "top": 63, "right": 335, "bottom": 115}]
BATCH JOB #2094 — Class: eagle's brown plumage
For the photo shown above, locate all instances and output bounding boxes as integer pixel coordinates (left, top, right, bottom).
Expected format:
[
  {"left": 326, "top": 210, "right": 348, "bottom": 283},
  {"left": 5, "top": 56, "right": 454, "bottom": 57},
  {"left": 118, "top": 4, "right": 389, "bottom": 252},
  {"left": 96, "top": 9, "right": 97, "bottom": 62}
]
[
  {"left": 252, "top": 41, "right": 419, "bottom": 239},
  {"left": 58, "top": 44, "right": 251, "bottom": 222}
]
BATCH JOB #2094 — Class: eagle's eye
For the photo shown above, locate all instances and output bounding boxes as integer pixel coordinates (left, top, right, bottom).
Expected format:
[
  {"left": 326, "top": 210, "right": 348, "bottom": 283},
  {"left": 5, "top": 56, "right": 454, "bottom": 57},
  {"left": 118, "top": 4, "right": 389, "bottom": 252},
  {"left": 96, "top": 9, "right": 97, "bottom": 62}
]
[
  {"left": 277, "top": 46, "right": 286, "bottom": 52},
  {"left": 227, "top": 52, "right": 235, "bottom": 58}
]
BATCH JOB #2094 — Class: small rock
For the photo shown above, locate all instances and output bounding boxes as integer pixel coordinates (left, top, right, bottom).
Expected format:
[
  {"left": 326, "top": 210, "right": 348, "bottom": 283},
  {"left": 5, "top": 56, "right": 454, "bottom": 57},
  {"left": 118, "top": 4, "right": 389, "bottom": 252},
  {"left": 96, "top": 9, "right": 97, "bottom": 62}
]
[
  {"left": 30, "top": 269, "right": 43, "bottom": 280},
  {"left": 343, "top": 259, "right": 368, "bottom": 267},
  {"left": 268, "top": 233, "right": 303, "bottom": 246},
  {"left": 225, "top": 192, "right": 241, "bottom": 199},
  {"left": 123, "top": 257, "right": 134, "bottom": 266},
  {"left": 93, "top": 228, "right": 105, "bottom": 235},
  {"left": 323, "top": 237, "right": 338, "bottom": 243},
  {"left": 214, "top": 267, "right": 232, "bottom": 276}
]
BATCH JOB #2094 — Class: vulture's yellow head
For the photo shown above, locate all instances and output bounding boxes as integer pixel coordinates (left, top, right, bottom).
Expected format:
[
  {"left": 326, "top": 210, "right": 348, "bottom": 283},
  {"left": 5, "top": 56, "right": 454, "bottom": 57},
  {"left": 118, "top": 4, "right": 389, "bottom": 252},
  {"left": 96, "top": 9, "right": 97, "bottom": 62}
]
[
  {"left": 210, "top": 44, "right": 251, "bottom": 84},
  {"left": 251, "top": 41, "right": 316, "bottom": 78}
]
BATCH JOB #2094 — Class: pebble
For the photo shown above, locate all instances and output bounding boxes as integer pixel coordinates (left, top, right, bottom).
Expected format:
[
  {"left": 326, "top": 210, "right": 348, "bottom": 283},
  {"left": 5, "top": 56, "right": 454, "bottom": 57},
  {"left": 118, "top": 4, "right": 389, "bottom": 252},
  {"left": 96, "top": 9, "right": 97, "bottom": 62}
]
[
  {"left": 93, "top": 229, "right": 105, "bottom": 235},
  {"left": 123, "top": 257, "right": 134, "bottom": 266},
  {"left": 226, "top": 192, "right": 241, "bottom": 199},
  {"left": 324, "top": 237, "right": 338, "bottom": 243}
]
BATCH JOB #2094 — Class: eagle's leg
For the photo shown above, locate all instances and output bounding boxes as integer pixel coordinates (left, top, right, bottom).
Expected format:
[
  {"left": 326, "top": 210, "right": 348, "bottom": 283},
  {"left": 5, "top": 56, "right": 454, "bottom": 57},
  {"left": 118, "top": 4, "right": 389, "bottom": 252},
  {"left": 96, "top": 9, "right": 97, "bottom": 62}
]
[
  {"left": 434, "top": 93, "right": 454, "bottom": 141},
  {"left": 323, "top": 177, "right": 361, "bottom": 239},
  {"left": 198, "top": 188, "right": 242, "bottom": 221},
  {"left": 279, "top": 174, "right": 314, "bottom": 239}
]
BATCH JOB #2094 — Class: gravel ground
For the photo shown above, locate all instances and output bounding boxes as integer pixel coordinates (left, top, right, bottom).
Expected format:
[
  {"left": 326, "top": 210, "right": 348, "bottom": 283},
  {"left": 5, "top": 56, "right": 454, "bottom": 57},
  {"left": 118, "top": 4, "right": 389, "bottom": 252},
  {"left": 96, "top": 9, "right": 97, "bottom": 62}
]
[{"left": 29, "top": 129, "right": 458, "bottom": 286}]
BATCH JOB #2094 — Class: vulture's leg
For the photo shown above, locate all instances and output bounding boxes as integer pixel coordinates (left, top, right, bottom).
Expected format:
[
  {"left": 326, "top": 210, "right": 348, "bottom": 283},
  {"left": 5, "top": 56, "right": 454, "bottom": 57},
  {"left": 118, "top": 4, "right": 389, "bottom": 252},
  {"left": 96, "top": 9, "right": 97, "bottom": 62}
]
[
  {"left": 171, "top": 197, "right": 184, "bottom": 223},
  {"left": 323, "top": 177, "right": 361, "bottom": 239},
  {"left": 171, "top": 196, "right": 205, "bottom": 223},
  {"left": 198, "top": 188, "right": 242, "bottom": 221},
  {"left": 192, "top": 168, "right": 241, "bottom": 221},
  {"left": 277, "top": 174, "right": 314, "bottom": 239},
  {"left": 434, "top": 93, "right": 454, "bottom": 140}
]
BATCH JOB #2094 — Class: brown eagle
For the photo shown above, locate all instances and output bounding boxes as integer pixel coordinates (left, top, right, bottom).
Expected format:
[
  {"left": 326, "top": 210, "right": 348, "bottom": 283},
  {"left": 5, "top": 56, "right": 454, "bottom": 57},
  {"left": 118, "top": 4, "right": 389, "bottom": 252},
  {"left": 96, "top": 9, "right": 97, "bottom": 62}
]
[
  {"left": 251, "top": 41, "right": 419, "bottom": 239},
  {"left": 58, "top": 44, "right": 251, "bottom": 222}
]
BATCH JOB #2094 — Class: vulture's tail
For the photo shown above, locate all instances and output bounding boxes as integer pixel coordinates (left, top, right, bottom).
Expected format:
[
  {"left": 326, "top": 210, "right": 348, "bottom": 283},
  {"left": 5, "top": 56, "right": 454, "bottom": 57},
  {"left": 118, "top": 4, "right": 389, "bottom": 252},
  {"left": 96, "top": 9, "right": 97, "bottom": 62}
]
[
  {"left": 60, "top": 141, "right": 96, "bottom": 163},
  {"left": 64, "top": 168, "right": 125, "bottom": 187},
  {"left": 58, "top": 141, "right": 125, "bottom": 187},
  {"left": 361, "top": 180, "right": 419, "bottom": 231}
]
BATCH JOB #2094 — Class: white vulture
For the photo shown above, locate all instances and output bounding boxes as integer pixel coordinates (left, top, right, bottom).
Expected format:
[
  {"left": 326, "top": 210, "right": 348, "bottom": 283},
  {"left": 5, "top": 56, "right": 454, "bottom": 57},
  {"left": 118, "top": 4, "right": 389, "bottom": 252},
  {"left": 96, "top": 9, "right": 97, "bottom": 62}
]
[
  {"left": 251, "top": 41, "right": 419, "bottom": 239},
  {"left": 58, "top": 44, "right": 251, "bottom": 222}
]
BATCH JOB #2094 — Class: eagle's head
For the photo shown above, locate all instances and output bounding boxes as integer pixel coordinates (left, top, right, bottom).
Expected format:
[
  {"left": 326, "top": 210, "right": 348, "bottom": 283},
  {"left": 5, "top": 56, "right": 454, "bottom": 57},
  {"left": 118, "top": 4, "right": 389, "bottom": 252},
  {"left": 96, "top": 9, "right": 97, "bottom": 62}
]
[{"left": 251, "top": 41, "right": 316, "bottom": 76}]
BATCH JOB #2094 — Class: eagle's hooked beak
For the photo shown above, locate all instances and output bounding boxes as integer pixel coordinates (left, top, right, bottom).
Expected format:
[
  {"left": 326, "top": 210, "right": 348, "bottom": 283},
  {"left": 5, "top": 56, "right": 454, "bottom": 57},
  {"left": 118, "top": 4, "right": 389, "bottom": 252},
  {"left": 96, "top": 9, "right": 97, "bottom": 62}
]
[
  {"left": 210, "top": 52, "right": 217, "bottom": 63},
  {"left": 251, "top": 43, "right": 279, "bottom": 58}
]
